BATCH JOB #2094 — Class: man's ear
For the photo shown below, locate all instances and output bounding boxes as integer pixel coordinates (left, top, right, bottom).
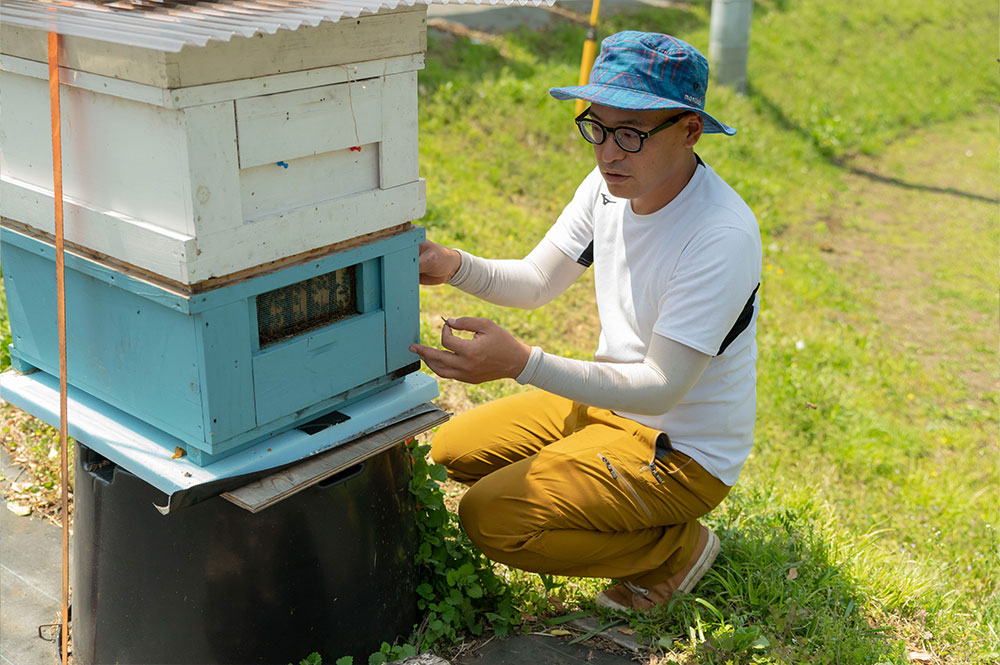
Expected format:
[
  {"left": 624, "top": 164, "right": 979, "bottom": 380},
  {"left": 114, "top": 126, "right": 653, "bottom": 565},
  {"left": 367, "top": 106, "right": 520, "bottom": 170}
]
[{"left": 683, "top": 113, "right": 704, "bottom": 148}]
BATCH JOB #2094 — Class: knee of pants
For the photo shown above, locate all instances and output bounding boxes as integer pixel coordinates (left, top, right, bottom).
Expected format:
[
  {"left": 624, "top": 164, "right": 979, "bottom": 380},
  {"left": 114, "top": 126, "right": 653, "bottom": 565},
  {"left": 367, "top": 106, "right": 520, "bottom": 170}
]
[
  {"left": 457, "top": 480, "right": 531, "bottom": 558},
  {"left": 428, "top": 418, "right": 463, "bottom": 471}
]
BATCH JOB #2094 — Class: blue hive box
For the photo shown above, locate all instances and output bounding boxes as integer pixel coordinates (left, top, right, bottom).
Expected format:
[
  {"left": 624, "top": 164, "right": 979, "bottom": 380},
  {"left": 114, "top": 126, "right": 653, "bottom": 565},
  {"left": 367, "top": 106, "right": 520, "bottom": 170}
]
[{"left": 1, "top": 223, "right": 424, "bottom": 465}]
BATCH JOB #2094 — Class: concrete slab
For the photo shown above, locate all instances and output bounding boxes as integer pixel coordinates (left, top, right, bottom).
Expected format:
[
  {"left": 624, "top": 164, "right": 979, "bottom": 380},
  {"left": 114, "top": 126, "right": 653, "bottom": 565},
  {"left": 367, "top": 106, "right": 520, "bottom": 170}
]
[
  {"left": 453, "top": 634, "right": 635, "bottom": 665},
  {"left": 0, "top": 447, "right": 65, "bottom": 665}
]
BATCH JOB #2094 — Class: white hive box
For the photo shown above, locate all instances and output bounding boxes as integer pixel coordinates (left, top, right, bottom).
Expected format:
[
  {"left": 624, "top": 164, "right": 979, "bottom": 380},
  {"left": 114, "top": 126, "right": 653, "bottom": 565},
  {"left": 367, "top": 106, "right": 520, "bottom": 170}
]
[{"left": 0, "top": 4, "right": 427, "bottom": 286}]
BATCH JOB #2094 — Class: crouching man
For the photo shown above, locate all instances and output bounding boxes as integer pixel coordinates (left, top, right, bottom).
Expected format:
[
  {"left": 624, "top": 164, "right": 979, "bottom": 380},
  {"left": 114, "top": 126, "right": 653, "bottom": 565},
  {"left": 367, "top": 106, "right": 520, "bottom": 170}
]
[{"left": 411, "top": 31, "right": 761, "bottom": 611}]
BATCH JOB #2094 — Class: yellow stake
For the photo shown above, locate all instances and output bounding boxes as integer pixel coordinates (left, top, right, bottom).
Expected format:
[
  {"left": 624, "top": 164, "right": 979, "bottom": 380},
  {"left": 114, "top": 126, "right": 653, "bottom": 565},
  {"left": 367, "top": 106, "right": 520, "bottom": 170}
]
[{"left": 575, "top": 0, "right": 603, "bottom": 116}]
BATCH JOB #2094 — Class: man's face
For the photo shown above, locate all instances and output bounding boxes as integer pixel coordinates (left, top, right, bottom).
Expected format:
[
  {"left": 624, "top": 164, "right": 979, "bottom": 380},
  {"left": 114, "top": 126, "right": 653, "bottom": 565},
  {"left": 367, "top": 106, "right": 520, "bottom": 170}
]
[{"left": 587, "top": 103, "right": 703, "bottom": 215}]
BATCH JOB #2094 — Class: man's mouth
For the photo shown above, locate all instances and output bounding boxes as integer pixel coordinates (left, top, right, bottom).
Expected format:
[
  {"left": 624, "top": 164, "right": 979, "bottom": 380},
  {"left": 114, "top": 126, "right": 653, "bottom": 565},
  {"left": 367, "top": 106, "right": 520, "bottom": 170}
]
[{"left": 602, "top": 171, "right": 630, "bottom": 184}]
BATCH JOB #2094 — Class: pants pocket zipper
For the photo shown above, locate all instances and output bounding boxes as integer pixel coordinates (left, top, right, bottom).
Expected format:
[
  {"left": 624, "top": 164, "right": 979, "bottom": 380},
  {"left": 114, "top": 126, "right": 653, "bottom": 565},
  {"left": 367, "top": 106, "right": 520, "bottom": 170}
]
[{"left": 598, "top": 453, "right": 653, "bottom": 519}]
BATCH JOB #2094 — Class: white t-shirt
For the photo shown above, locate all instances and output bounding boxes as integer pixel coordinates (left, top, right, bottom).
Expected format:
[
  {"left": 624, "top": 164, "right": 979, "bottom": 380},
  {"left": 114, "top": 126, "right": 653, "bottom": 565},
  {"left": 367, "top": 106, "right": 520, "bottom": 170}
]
[{"left": 543, "top": 160, "right": 761, "bottom": 485}]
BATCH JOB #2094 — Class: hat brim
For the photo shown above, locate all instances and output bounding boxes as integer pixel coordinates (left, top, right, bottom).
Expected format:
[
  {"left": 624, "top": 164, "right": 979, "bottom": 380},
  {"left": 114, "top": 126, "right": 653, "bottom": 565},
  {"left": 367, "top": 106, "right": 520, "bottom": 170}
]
[{"left": 549, "top": 83, "right": 737, "bottom": 136}]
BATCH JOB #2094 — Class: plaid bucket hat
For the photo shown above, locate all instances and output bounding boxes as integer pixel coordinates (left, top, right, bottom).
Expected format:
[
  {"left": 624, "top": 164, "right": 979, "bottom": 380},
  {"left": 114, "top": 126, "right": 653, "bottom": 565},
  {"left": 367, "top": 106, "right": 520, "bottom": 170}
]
[{"left": 550, "top": 31, "right": 736, "bottom": 135}]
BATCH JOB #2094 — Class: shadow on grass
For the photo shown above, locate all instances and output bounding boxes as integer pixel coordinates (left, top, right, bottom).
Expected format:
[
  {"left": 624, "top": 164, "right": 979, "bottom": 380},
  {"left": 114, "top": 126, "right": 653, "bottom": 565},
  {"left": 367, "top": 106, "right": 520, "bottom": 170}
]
[{"left": 748, "top": 82, "right": 997, "bottom": 205}]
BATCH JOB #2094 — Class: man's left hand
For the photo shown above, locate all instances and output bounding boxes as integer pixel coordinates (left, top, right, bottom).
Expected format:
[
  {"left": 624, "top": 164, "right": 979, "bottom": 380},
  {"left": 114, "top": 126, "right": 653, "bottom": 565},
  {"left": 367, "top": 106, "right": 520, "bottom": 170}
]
[{"left": 409, "top": 317, "right": 532, "bottom": 384}]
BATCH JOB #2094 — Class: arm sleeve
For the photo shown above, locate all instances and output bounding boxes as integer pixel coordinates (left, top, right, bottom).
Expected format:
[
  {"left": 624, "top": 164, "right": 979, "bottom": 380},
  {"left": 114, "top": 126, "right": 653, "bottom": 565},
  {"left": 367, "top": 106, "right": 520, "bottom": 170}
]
[
  {"left": 514, "top": 333, "right": 712, "bottom": 415},
  {"left": 446, "top": 238, "right": 587, "bottom": 309}
]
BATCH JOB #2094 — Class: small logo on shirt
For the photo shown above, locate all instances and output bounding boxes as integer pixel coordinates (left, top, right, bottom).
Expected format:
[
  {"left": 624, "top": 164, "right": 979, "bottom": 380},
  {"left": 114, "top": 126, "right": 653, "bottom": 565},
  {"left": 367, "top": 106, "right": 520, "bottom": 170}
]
[{"left": 600, "top": 193, "right": 614, "bottom": 206}]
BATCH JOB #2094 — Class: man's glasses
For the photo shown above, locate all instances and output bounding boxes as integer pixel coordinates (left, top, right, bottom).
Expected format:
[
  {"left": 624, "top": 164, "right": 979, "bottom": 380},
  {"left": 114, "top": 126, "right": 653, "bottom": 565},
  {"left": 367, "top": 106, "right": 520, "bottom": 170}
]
[{"left": 574, "top": 109, "right": 690, "bottom": 153}]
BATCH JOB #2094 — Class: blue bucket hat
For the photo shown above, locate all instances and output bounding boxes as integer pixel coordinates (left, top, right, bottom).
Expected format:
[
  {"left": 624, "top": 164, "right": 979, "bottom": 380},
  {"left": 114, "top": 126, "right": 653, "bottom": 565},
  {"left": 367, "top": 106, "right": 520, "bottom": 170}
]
[{"left": 550, "top": 31, "right": 736, "bottom": 135}]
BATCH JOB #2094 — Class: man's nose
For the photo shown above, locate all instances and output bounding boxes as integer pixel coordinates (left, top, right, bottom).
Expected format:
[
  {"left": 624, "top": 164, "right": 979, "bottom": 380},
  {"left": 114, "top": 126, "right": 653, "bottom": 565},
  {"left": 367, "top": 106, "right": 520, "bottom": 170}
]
[{"left": 598, "top": 137, "right": 626, "bottom": 163}]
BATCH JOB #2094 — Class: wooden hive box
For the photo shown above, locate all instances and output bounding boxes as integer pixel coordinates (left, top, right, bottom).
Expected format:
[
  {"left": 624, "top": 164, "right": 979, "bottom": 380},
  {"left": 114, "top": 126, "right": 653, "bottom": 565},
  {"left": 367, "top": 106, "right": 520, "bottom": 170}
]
[
  {"left": 0, "top": 6, "right": 436, "bottom": 464},
  {"left": 0, "top": 5, "right": 428, "bottom": 287}
]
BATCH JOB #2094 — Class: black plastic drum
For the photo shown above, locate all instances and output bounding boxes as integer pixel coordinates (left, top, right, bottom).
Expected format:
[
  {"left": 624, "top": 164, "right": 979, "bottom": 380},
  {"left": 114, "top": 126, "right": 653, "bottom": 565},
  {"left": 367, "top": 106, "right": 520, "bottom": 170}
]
[{"left": 71, "top": 442, "right": 419, "bottom": 665}]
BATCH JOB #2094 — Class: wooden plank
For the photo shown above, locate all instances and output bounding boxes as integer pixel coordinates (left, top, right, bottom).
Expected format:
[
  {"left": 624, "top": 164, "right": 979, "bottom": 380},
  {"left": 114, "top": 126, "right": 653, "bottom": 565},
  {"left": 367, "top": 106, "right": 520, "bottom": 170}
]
[
  {"left": 0, "top": 225, "right": 191, "bottom": 314},
  {"left": 1, "top": 177, "right": 194, "bottom": 284},
  {"left": 196, "top": 300, "right": 257, "bottom": 444},
  {"left": 1, "top": 236, "right": 208, "bottom": 444},
  {"left": 0, "top": 70, "right": 194, "bottom": 236},
  {"left": 357, "top": 258, "right": 383, "bottom": 314},
  {"left": 2, "top": 175, "right": 423, "bottom": 288},
  {"left": 251, "top": 311, "right": 386, "bottom": 425},
  {"left": 169, "top": 54, "right": 423, "bottom": 108},
  {"left": 235, "top": 77, "right": 383, "bottom": 169},
  {"left": 239, "top": 143, "right": 379, "bottom": 222},
  {"left": 169, "top": 8, "right": 427, "bottom": 88},
  {"left": 184, "top": 102, "right": 242, "bottom": 237},
  {"left": 0, "top": 8, "right": 426, "bottom": 89},
  {"left": 382, "top": 241, "right": 423, "bottom": 372},
  {"left": 0, "top": 23, "right": 173, "bottom": 87},
  {"left": 190, "top": 226, "right": 421, "bottom": 313},
  {"left": 1, "top": 51, "right": 424, "bottom": 110},
  {"left": 183, "top": 224, "right": 413, "bottom": 297},
  {"left": 186, "top": 179, "right": 425, "bottom": 283},
  {"left": 380, "top": 70, "right": 419, "bottom": 189},
  {"left": 222, "top": 404, "right": 449, "bottom": 513},
  {"left": 0, "top": 53, "right": 171, "bottom": 108}
]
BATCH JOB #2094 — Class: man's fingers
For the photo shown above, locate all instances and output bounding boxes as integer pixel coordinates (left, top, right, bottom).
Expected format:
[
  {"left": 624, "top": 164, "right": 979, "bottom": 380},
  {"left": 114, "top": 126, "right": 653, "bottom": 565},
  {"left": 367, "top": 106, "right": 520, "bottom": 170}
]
[
  {"left": 409, "top": 343, "right": 462, "bottom": 377},
  {"left": 445, "top": 316, "right": 494, "bottom": 333},
  {"left": 440, "top": 322, "right": 475, "bottom": 353}
]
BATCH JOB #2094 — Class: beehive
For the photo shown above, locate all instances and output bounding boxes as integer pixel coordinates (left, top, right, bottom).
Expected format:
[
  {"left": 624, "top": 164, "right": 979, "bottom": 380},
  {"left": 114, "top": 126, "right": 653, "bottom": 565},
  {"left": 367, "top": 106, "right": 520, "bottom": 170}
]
[{"left": 0, "top": 3, "right": 434, "bottom": 464}]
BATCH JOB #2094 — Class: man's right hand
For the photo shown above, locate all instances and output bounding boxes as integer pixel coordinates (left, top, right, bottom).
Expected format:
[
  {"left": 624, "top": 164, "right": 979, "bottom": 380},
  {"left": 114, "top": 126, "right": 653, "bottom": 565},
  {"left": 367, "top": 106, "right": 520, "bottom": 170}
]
[{"left": 417, "top": 240, "right": 462, "bottom": 285}]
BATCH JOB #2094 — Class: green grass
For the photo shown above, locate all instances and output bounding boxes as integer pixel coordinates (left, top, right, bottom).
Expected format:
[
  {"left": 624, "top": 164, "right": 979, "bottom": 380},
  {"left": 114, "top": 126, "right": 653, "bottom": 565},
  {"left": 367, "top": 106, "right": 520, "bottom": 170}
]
[
  {"left": 2, "top": 0, "right": 997, "bottom": 663},
  {"left": 412, "top": 0, "right": 998, "bottom": 662}
]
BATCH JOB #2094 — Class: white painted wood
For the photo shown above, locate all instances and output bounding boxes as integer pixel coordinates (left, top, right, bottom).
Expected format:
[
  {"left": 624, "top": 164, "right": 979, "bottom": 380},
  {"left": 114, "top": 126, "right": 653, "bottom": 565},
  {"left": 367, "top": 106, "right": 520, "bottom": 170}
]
[
  {"left": 0, "top": 8, "right": 427, "bottom": 88},
  {"left": 240, "top": 144, "right": 380, "bottom": 222},
  {"left": 0, "top": 71, "right": 194, "bottom": 236},
  {"left": 183, "top": 102, "right": 242, "bottom": 237},
  {"left": 170, "top": 54, "right": 423, "bottom": 109},
  {"left": 1, "top": 176, "right": 195, "bottom": 283},
  {"left": 236, "top": 77, "right": 383, "bottom": 169},
  {"left": 186, "top": 180, "right": 426, "bottom": 283},
  {"left": 0, "top": 8, "right": 428, "bottom": 285},
  {"left": 166, "top": 8, "right": 427, "bottom": 88},
  {"left": 0, "top": 24, "right": 174, "bottom": 88},
  {"left": 0, "top": 53, "right": 424, "bottom": 111},
  {"left": 3, "top": 175, "right": 426, "bottom": 285},
  {"left": 380, "top": 70, "right": 419, "bottom": 190}
]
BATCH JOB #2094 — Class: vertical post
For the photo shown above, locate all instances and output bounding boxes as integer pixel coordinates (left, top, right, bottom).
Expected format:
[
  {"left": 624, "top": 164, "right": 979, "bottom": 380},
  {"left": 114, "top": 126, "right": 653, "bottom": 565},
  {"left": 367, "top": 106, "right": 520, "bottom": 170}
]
[
  {"left": 47, "top": 30, "right": 70, "bottom": 665},
  {"left": 575, "top": 0, "right": 602, "bottom": 116},
  {"left": 708, "top": 0, "right": 754, "bottom": 94}
]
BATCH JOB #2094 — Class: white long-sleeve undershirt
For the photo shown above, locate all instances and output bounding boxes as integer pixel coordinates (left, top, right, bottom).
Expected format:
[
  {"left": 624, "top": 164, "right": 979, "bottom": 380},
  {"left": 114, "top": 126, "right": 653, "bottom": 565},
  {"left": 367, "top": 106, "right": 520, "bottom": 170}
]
[
  {"left": 449, "top": 239, "right": 585, "bottom": 309},
  {"left": 447, "top": 239, "right": 711, "bottom": 415}
]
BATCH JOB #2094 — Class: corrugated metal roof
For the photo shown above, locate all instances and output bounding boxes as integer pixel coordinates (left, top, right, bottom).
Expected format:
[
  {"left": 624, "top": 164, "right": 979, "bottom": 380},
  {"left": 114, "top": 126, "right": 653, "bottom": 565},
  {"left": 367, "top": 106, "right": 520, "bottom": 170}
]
[{"left": 0, "top": 0, "right": 554, "bottom": 51}]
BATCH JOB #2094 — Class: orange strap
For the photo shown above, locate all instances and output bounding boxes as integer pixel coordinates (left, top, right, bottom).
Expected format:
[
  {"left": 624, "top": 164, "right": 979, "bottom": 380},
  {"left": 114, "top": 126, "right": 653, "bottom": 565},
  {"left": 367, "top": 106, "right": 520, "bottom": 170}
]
[{"left": 47, "top": 31, "right": 70, "bottom": 665}]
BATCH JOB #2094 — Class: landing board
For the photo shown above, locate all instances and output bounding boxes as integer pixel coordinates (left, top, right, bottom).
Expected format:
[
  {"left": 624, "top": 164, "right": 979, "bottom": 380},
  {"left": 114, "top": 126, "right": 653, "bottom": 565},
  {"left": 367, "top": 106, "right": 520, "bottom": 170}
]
[{"left": 0, "top": 370, "right": 439, "bottom": 512}]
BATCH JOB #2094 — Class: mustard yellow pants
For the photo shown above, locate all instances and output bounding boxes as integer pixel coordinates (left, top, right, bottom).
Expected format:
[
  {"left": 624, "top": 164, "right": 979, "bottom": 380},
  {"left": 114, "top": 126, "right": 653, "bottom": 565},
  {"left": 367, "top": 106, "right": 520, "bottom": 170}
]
[{"left": 431, "top": 390, "right": 732, "bottom": 587}]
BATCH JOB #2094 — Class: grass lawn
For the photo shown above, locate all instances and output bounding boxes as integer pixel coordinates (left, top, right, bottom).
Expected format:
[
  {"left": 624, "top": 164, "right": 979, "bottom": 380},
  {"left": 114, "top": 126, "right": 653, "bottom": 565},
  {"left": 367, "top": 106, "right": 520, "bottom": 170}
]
[
  {"left": 412, "top": 0, "right": 998, "bottom": 662},
  {"left": 1, "top": 1, "right": 997, "bottom": 663}
]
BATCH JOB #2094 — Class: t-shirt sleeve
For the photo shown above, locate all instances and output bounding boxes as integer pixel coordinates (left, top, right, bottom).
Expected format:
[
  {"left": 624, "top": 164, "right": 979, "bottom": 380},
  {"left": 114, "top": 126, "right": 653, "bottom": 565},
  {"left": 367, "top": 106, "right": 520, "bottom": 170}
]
[
  {"left": 654, "top": 224, "right": 761, "bottom": 356},
  {"left": 543, "top": 168, "right": 601, "bottom": 266}
]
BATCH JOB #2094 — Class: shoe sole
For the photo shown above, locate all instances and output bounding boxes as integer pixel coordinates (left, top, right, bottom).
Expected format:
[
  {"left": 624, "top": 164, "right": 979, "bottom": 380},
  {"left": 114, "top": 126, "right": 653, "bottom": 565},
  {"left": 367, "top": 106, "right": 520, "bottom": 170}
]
[{"left": 676, "top": 528, "right": 720, "bottom": 594}]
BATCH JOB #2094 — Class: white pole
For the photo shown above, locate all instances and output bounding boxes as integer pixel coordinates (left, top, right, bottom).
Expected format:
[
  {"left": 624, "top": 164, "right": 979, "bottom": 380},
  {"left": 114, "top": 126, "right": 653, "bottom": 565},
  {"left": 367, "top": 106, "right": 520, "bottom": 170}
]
[{"left": 708, "top": 0, "right": 754, "bottom": 94}]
